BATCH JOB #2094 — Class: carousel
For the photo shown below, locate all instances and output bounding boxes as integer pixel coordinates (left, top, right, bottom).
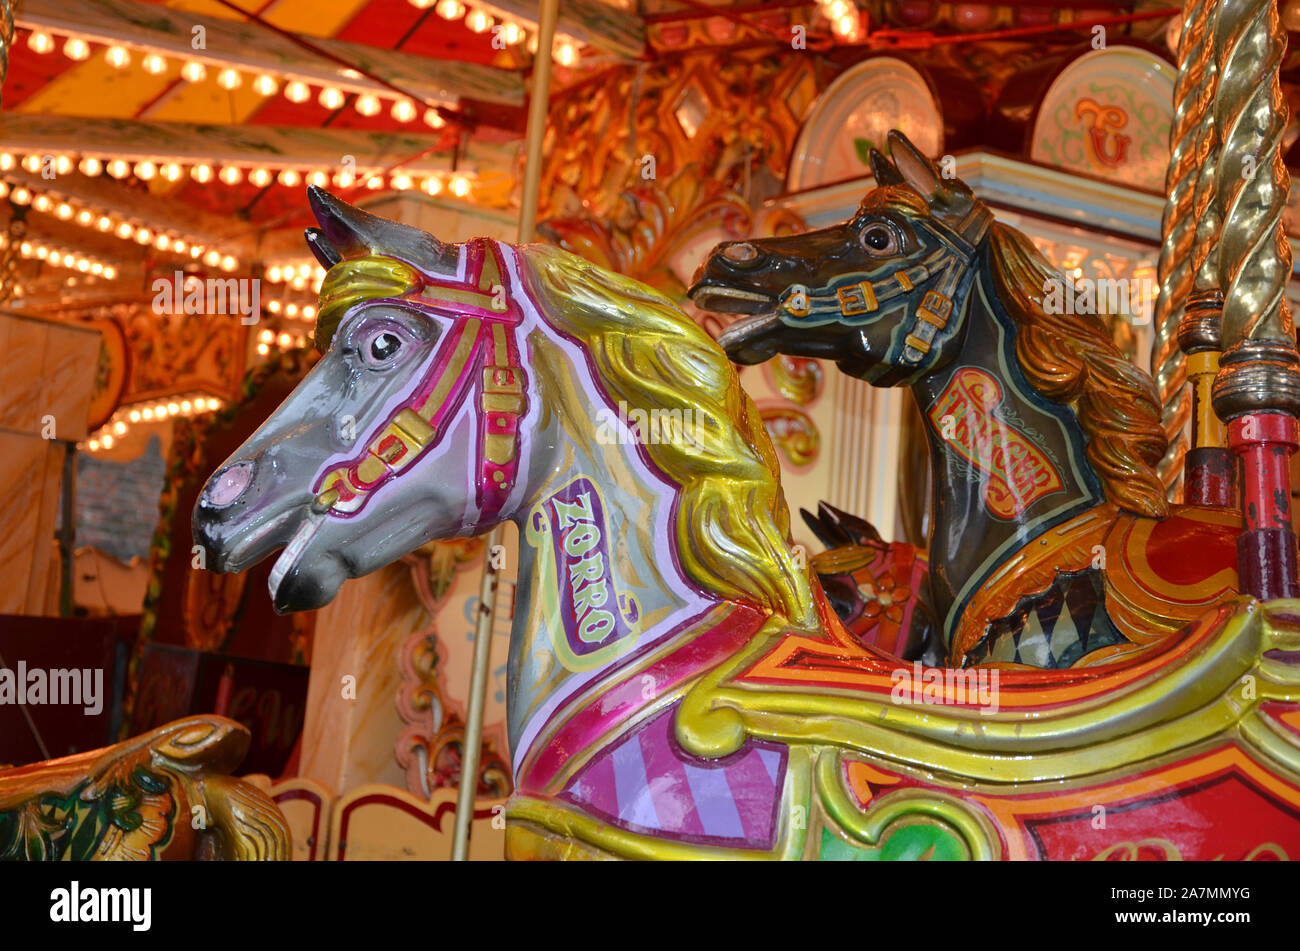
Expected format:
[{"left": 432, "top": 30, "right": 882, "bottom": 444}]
[{"left": 1, "top": 0, "right": 1300, "bottom": 864}]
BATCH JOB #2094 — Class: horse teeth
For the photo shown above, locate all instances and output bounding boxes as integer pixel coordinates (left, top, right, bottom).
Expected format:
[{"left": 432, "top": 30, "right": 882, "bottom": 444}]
[{"left": 268, "top": 515, "right": 323, "bottom": 599}]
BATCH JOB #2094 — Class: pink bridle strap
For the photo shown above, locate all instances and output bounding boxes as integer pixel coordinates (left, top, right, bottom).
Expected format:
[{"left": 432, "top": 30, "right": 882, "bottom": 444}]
[{"left": 311, "top": 239, "right": 528, "bottom": 529}]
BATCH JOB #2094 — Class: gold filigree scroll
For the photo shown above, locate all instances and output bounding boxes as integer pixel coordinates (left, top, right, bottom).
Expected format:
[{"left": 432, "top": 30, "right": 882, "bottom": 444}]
[
  {"left": 539, "top": 164, "right": 753, "bottom": 300},
  {"left": 768, "top": 355, "right": 825, "bottom": 405},
  {"left": 758, "top": 404, "right": 820, "bottom": 468},
  {"left": 538, "top": 52, "right": 820, "bottom": 227},
  {"left": 394, "top": 539, "right": 513, "bottom": 800}
]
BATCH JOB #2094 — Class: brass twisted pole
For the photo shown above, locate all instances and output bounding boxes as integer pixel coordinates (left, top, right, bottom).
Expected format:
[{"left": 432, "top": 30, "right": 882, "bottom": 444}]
[
  {"left": 1209, "top": 0, "right": 1300, "bottom": 598},
  {"left": 1152, "top": 0, "right": 1216, "bottom": 496},
  {"left": 1177, "top": 0, "right": 1237, "bottom": 506}
]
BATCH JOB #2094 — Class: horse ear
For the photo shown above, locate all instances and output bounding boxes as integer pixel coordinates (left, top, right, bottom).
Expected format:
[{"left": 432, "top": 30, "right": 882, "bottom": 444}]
[
  {"left": 868, "top": 148, "right": 906, "bottom": 188},
  {"left": 887, "top": 130, "right": 941, "bottom": 199},
  {"left": 305, "top": 185, "right": 457, "bottom": 274}
]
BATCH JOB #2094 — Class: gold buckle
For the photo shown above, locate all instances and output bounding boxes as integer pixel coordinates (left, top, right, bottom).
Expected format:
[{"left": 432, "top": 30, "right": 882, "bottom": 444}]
[
  {"left": 837, "top": 281, "right": 879, "bottom": 317},
  {"left": 916, "top": 290, "right": 953, "bottom": 329}
]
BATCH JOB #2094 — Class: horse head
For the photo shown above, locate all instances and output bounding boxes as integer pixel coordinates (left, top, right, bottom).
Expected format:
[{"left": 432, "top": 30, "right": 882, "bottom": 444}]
[
  {"left": 193, "top": 186, "right": 530, "bottom": 613},
  {"left": 690, "top": 130, "right": 992, "bottom": 386}
]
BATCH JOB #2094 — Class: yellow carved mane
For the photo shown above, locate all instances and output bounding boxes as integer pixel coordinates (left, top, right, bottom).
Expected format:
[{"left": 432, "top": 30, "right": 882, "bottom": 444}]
[
  {"left": 521, "top": 243, "right": 816, "bottom": 628},
  {"left": 985, "top": 223, "right": 1170, "bottom": 519}
]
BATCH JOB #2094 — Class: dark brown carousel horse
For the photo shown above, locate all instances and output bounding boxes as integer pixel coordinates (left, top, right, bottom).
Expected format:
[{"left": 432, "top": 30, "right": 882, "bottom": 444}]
[{"left": 690, "top": 130, "right": 1242, "bottom": 670}]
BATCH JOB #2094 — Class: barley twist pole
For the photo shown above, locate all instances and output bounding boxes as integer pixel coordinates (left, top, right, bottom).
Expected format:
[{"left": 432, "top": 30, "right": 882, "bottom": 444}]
[
  {"left": 1152, "top": 0, "right": 1216, "bottom": 497},
  {"left": 1209, "top": 0, "right": 1300, "bottom": 599}
]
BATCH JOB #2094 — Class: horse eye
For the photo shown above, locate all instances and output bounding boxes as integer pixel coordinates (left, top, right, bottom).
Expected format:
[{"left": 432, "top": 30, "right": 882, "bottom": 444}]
[
  {"left": 862, "top": 224, "right": 896, "bottom": 253},
  {"left": 369, "top": 331, "right": 401, "bottom": 362}
]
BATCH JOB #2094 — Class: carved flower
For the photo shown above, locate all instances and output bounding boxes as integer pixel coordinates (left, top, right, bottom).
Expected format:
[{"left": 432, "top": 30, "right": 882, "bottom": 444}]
[{"left": 860, "top": 575, "right": 911, "bottom": 625}]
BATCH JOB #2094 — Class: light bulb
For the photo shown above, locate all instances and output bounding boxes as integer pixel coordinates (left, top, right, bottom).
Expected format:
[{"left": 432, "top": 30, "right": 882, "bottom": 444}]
[
  {"left": 181, "top": 61, "right": 207, "bottom": 83},
  {"left": 191, "top": 163, "right": 213, "bottom": 183},
  {"left": 249, "top": 168, "right": 271, "bottom": 187},
  {"left": 77, "top": 209, "right": 94, "bottom": 226},
  {"left": 116, "top": 222, "right": 134, "bottom": 239},
  {"left": 278, "top": 169, "right": 301, "bottom": 187},
  {"left": 318, "top": 87, "right": 345, "bottom": 110},
  {"left": 55, "top": 202, "right": 74, "bottom": 220},
  {"left": 105, "top": 46, "right": 131, "bottom": 69},
  {"left": 217, "top": 68, "right": 242, "bottom": 90},
  {"left": 96, "top": 215, "right": 112, "bottom": 231},
  {"left": 253, "top": 74, "right": 278, "bottom": 96},
  {"left": 424, "top": 108, "right": 446, "bottom": 129},
  {"left": 79, "top": 157, "right": 102, "bottom": 176},
  {"left": 219, "top": 166, "right": 243, "bottom": 185},
  {"left": 161, "top": 162, "right": 183, "bottom": 182},
  {"left": 436, "top": 0, "right": 466, "bottom": 19},
  {"left": 32, "top": 195, "right": 51, "bottom": 212},
  {"left": 285, "top": 80, "right": 311, "bottom": 103},
  {"left": 28, "top": 32, "right": 54, "bottom": 54},
  {"left": 134, "top": 161, "right": 157, "bottom": 181},
  {"left": 63, "top": 38, "right": 90, "bottom": 61},
  {"left": 355, "top": 94, "right": 381, "bottom": 116},
  {"left": 391, "top": 99, "right": 416, "bottom": 122},
  {"left": 450, "top": 174, "right": 471, "bottom": 198},
  {"left": 467, "top": 10, "right": 493, "bottom": 32},
  {"left": 106, "top": 159, "right": 130, "bottom": 179},
  {"left": 142, "top": 53, "right": 168, "bottom": 75},
  {"left": 555, "top": 41, "right": 578, "bottom": 67},
  {"left": 391, "top": 173, "right": 413, "bottom": 190}
]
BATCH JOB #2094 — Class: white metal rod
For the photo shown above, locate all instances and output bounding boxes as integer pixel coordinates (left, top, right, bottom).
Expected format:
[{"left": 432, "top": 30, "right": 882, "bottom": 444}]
[{"left": 451, "top": 0, "right": 559, "bottom": 861}]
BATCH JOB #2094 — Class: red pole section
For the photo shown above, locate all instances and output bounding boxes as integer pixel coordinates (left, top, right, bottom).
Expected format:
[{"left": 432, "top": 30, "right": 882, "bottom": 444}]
[{"left": 1228, "top": 413, "right": 1299, "bottom": 599}]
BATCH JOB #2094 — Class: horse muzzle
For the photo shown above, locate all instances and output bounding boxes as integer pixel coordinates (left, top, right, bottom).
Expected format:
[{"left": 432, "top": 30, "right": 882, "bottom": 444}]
[{"left": 192, "top": 458, "right": 306, "bottom": 573}]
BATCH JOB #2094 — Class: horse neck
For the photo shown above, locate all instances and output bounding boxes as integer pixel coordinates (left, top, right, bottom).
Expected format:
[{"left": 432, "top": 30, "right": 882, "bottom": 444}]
[
  {"left": 502, "top": 330, "right": 728, "bottom": 777},
  {"left": 909, "top": 266, "right": 1106, "bottom": 642}
]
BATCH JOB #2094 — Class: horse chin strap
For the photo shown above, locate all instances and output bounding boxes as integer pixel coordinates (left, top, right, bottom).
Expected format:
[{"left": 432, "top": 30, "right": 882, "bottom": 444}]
[
  {"left": 776, "top": 203, "right": 993, "bottom": 380},
  {"left": 311, "top": 239, "right": 527, "bottom": 534}
]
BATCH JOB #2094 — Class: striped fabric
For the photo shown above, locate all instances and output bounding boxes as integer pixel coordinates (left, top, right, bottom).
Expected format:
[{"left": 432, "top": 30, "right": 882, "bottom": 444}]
[{"left": 558, "top": 707, "right": 786, "bottom": 850}]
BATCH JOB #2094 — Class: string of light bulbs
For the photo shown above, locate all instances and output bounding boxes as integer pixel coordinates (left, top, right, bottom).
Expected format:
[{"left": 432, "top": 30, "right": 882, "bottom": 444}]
[{"left": 86, "top": 393, "right": 226, "bottom": 453}]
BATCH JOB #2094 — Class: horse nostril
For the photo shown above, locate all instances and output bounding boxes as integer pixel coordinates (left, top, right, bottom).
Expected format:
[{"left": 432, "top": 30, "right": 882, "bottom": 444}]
[
  {"left": 204, "top": 461, "right": 253, "bottom": 508},
  {"left": 722, "top": 242, "right": 761, "bottom": 267}
]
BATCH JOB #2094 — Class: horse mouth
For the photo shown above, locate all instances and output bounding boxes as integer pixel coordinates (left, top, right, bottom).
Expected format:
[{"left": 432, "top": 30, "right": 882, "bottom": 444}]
[
  {"left": 715, "top": 310, "right": 786, "bottom": 361},
  {"left": 688, "top": 282, "right": 775, "bottom": 316},
  {"left": 268, "top": 512, "right": 327, "bottom": 608}
]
